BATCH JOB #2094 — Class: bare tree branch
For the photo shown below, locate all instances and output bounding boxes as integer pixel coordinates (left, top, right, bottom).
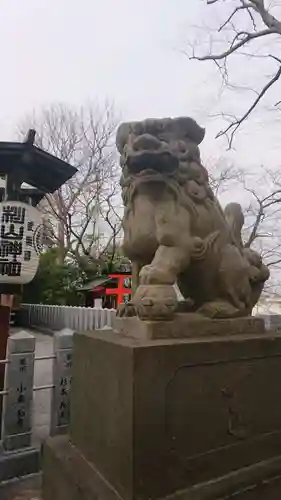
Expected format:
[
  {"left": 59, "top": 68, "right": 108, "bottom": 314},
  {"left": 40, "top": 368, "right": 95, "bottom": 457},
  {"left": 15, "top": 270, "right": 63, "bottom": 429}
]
[
  {"left": 206, "top": 156, "right": 243, "bottom": 194},
  {"left": 187, "top": 0, "right": 281, "bottom": 146},
  {"left": 190, "top": 28, "right": 276, "bottom": 61},
  {"left": 267, "top": 258, "right": 281, "bottom": 267},
  {"left": 204, "top": 161, "right": 281, "bottom": 294},
  {"left": 241, "top": 171, "right": 281, "bottom": 278},
  {"left": 215, "top": 58, "right": 281, "bottom": 148}
]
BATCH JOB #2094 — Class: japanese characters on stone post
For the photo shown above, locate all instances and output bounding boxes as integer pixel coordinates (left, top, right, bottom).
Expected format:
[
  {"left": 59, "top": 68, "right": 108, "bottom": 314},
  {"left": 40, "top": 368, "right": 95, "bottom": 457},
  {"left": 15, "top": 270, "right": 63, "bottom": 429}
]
[{"left": 0, "top": 201, "right": 43, "bottom": 284}]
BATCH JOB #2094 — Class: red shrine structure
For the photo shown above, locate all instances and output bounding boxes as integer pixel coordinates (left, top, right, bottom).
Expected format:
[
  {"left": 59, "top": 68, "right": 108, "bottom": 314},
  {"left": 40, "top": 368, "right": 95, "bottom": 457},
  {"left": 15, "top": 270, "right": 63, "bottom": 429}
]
[
  {"left": 106, "top": 274, "right": 132, "bottom": 306},
  {"left": 80, "top": 272, "right": 132, "bottom": 309}
]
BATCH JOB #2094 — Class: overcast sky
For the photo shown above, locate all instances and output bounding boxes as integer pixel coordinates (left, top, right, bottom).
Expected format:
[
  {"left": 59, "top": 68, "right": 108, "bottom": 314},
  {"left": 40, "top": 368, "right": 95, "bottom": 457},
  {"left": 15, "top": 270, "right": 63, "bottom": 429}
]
[{"left": 1, "top": 0, "right": 281, "bottom": 170}]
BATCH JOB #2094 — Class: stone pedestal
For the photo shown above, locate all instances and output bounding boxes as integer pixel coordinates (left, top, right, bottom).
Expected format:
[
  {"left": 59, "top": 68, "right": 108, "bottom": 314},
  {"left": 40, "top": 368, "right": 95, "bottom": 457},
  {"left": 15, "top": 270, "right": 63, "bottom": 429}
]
[{"left": 42, "top": 318, "right": 281, "bottom": 500}]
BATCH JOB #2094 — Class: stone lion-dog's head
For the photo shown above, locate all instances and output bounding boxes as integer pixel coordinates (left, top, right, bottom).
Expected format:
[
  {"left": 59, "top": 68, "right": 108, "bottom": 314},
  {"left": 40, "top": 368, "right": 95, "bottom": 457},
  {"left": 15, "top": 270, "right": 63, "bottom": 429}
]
[{"left": 116, "top": 117, "right": 215, "bottom": 207}]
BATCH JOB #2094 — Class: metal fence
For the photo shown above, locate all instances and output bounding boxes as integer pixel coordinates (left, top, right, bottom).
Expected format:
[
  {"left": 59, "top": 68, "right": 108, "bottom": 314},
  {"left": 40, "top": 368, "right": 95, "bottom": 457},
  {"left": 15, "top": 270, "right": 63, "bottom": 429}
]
[
  {"left": 22, "top": 304, "right": 116, "bottom": 332},
  {"left": 0, "top": 328, "right": 73, "bottom": 453},
  {"left": 22, "top": 305, "right": 281, "bottom": 334}
]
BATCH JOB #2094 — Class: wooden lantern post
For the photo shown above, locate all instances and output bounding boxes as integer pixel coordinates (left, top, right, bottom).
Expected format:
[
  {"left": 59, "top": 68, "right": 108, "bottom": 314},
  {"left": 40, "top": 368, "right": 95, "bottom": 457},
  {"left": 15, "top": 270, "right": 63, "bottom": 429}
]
[{"left": 0, "top": 129, "right": 77, "bottom": 436}]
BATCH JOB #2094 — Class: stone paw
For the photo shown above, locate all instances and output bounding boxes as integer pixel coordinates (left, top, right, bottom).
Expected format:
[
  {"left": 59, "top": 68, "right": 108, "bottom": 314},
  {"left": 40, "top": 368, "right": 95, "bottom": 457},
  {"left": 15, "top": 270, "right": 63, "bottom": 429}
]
[
  {"left": 139, "top": 265, "right": 175, "bottom": 285},
  {"left": 197, "top": 300, "right": 243, "bottom": 319}
]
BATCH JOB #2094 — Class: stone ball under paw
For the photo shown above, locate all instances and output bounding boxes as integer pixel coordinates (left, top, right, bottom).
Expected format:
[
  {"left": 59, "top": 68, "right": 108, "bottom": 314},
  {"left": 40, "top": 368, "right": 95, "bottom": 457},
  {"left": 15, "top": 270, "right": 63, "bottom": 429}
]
[{"left": 133, "top": 284, "right": 178, "bottom": 321}]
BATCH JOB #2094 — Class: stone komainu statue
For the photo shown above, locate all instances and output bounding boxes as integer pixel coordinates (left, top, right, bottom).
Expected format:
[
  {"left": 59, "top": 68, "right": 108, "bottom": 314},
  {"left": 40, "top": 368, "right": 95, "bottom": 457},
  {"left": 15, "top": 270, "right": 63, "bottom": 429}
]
[{"left": 116, "top": 117, "right": 269, "bottom": 320}]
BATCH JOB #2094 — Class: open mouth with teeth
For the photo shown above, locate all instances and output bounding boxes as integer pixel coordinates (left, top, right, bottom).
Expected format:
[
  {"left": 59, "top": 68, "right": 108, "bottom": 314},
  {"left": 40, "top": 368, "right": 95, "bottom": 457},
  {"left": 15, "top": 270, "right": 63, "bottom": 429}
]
[
  {"left": 126, "top": 149, "right": 179, "bottom": 175},
  {"left": 125, "top": 133, "right": 179, "bottom": 175}
]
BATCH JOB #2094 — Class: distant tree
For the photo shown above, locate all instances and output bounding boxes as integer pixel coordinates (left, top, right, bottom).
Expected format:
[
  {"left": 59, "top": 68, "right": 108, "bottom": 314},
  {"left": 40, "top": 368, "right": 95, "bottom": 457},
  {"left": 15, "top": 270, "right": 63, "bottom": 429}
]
[
  {"left": 23, "top": 248, "right": 84, "bottom": 305},
  {"left": 204, "top": 157, "right": 281, "bottom": 293},
  {"left": 187, "top": 0, "right": 281, "bottom": 147},
  {"left": 206, "top": 156, "right": 243, "bottom": 195},
  {"left": 18, "top": 102, "right": 122, "bottom": 269},
  {"left": 240, "top": 167, "right": 281, "bottom": 293},
  {"left": 23, "top": 244, "right": 131, "bottom": 306},
  {"left": 71, "top": 242, "right": 131, "bottom": 279}
]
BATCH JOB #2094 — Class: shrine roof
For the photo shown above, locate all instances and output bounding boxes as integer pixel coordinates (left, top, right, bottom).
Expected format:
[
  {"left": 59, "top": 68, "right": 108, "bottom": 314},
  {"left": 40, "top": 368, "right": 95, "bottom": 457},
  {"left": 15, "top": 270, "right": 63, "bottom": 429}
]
[
  {"left": 0, "top": 140, "right": 77, "bottom": 193},
  {"left": 78, "top": 272, "right": 132, "bottom": 291},
  {"left": 78, "top": 277, "right": 111, "bottom": 291}
]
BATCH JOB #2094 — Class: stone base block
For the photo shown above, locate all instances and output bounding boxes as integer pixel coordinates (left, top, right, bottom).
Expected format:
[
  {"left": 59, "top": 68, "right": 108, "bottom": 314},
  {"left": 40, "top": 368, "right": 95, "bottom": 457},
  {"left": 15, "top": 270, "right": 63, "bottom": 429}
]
[
  {"left": 68, "top": 328, "right": 281, "bottom": 500},
  {"left": 114, "top": 314, "right": 265, "bottom": 339},
  {"left": 43, "top": 325, "right": 281, "bottom": 500},
  {"left": 42, "top": 436, "right": 281, "bottom": 500},
  {"left": 0, "top": 446, "right": 41, "bottom": 482}
]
